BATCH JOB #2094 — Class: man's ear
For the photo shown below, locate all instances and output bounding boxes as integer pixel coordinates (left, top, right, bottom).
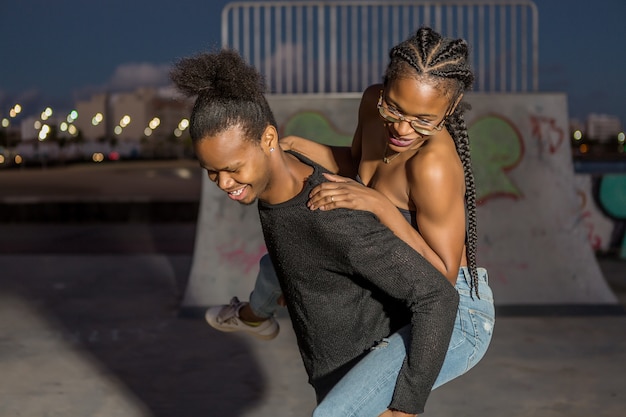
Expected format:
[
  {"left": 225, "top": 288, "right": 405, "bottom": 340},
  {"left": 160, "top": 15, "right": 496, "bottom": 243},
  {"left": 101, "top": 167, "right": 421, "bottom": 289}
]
[{"left": 261, "top": 125, "right": 279, "bottom": 154}]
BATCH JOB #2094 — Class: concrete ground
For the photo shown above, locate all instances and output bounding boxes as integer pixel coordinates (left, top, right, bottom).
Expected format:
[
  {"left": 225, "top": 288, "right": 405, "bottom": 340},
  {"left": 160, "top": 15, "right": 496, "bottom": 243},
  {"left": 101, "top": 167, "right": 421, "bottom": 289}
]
[{"left": 0, "top": 160, "right": 625, "bottom": 416}]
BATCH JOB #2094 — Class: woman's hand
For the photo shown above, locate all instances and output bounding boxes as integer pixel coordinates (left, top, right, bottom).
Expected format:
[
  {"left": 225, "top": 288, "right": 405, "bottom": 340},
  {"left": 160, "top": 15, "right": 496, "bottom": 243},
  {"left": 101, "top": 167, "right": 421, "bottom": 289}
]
[
  {"left": 278, "top": 135, "right": 297, "bottom": 151},
  {"left": 308, "top": 172, "right": 390, "bottom": 214}
]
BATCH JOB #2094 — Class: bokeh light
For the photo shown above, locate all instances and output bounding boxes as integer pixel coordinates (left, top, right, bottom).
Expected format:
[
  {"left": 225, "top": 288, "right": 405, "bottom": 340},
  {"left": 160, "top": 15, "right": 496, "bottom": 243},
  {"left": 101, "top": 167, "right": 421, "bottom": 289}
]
[{"left": 573, "top": 130, "right": 583, "bottom": 140}]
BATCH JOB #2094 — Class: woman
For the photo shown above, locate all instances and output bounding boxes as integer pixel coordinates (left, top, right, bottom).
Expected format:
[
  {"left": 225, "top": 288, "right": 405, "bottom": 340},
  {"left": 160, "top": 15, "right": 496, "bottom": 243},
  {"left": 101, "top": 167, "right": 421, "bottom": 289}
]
[{"left": 206, "top": 27, "right": 495, "bottom": 416}]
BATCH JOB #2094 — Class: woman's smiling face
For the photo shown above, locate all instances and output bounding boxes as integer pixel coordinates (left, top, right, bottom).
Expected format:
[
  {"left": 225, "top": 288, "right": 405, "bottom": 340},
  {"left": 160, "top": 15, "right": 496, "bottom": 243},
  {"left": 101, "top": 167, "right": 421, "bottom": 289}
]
[{"left": 381, "top": 76, "right": 459, "bottom": 149}]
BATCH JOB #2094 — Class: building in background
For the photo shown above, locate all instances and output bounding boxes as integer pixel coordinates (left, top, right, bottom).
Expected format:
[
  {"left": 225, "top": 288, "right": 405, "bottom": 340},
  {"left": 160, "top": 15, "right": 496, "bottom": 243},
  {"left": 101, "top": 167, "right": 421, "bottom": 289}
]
[
  {"left": 75, "top": 93, "right": 108, "bottom": 142},
  {"left": 586, "top": 113, "right": 623, "bottom": 142}
]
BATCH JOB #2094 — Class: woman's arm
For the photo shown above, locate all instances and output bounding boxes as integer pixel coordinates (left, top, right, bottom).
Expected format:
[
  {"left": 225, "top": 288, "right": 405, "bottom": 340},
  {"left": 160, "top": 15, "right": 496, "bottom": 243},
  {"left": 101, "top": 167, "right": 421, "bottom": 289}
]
[
  {"left": 279, "top": 135, "right": 355, "bottom": 178},
  {"left": 406, "top": 149, "right": 467, "bottom": 283},
  {"left": 308, "top": 148, "right": 467, "bottom": 284},
  {"left": 307, "top": 173, "right": 449, "bottom": 281}
]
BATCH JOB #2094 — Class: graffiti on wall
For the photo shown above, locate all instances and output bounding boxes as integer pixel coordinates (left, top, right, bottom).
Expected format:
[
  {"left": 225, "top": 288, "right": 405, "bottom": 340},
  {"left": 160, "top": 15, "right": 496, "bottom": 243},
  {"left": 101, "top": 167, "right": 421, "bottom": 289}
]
[
  {"left": 529, "top": 114, "right": 565, "bottom": 156},
  {"left": 217, "top": 240, "right": 268, "bottom": 274},
  {"left": 594, "top": 174, "right": 626, "bottom": 257},
  {"left": 468, "top": 115, "right": 524, "bottom": 204},
  {"left": 282, "top": 111, "right": 352, "bottom": 146}
]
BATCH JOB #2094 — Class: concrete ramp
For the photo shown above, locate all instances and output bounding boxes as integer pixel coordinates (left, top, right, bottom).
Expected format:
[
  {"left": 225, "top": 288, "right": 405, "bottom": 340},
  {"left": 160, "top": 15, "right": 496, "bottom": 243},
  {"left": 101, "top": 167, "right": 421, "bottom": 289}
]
[
  {"left": 181, "top": 93, "right": 619, "bottom": 312},
  {"left": 465, "top": 93, "right": 618, "bottom": 309}
]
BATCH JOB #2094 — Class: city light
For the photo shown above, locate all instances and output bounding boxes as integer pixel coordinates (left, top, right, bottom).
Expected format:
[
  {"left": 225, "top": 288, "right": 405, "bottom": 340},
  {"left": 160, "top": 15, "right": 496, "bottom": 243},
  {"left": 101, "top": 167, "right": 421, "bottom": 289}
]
[
  {"left": 148, "top": 117, "right": 160, "bottom": 129},
  {"left": 92, "top": 112, "right": 104, "bottom": 126},
  {"left": 40, "top": 107, "right": 53, "bottom": 121},
  {"left": 573, "top": 130, "right": 583, "bottom": 140},
  {"left": 618, "top": 132, "right": 625, "bottom": 143},
  {"left": 67, "top": 110, "right": 79, "bottom": 123},
  {"left": 9, "top": 104, "right": 22, "bottom": 118},
  {"left": 38, "top": 124, "right": 51, "bottom": 141},
  {"left": 175, "top": 118, "right": 190, "bottom": 137},
  {"left": 119, "top": 115, "right": 131, "bottom": 127},
  {"left": 1, "top": 118, "right": 8, "bottom": 128}
]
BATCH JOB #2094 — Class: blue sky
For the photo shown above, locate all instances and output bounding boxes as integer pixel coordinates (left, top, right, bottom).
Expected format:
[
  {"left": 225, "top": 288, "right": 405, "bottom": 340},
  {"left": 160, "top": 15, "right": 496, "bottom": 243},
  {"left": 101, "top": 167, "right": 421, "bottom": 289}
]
[{"left": 1, "top": 0, "right": 625, "bottom": 126}]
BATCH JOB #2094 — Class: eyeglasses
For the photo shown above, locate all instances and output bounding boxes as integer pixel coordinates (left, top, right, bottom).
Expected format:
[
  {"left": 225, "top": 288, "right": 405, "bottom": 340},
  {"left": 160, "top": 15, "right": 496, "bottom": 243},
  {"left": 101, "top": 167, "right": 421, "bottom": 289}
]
[{"left": 377, "top": 90, "right": 454, "bottom": 136}]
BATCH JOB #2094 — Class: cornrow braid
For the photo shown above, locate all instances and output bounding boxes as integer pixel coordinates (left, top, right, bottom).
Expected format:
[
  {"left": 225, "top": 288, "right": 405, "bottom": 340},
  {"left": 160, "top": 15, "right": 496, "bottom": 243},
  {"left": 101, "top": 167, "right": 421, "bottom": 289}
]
[
  {"left": 384, "top": 26, "right": 480, "bottom": 298},
  {"left": 447, "top": 109, "right": 480, "bottom": 299}
]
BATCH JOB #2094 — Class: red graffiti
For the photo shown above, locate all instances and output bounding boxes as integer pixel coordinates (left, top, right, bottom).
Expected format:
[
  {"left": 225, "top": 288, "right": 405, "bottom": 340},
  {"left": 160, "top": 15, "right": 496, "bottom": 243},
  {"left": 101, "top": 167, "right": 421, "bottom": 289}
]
[
  {"left": 529, "top": 114, "right": 564, "bottom": 153},
  {"left": 217, "top": 241, "right": 268, "bottom": 274},
  {"left": 581, "top": 211, "right": 603, "bottom": 251}
]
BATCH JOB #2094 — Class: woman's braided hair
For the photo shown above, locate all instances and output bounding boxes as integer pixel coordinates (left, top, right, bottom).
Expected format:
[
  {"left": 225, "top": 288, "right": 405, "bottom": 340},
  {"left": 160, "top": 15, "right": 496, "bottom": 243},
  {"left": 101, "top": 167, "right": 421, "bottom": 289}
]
[
  {"left": 169, "top": 49, "right": 277, "bottom": 143},
  {"left": 384, "top": 26, "right": 480, "bottom": 298}
]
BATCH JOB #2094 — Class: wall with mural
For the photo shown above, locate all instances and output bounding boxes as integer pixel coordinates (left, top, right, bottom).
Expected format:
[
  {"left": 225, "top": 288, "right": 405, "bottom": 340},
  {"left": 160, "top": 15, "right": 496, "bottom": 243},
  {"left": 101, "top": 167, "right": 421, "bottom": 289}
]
[{"left": 181, "top": 93, "right": 620, "bottom": 309}]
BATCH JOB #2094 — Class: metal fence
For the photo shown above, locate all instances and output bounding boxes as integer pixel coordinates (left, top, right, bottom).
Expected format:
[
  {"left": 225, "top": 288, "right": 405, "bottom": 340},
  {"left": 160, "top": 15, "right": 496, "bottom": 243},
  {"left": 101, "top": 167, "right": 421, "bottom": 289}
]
[{"left": 221, "top": 0, "right": 538, "bottom": 94}]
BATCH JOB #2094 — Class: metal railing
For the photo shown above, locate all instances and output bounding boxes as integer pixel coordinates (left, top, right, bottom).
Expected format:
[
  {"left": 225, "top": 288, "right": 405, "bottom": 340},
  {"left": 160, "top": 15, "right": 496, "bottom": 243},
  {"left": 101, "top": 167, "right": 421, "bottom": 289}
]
[{"left": 222, "top": 0, "right": 539, "bottom": 94}]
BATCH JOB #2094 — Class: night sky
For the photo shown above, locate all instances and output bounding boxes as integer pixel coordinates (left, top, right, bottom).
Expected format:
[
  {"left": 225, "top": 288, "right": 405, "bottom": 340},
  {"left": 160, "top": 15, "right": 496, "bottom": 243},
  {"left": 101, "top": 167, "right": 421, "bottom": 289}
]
[{"left": 1, "top": 0, "right": 625, "bottom": 126}]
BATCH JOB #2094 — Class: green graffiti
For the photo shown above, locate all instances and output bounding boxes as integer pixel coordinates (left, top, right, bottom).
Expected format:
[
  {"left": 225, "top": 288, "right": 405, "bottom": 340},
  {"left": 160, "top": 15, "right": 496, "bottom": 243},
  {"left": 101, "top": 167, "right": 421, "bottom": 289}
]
[
  {"left": 598, "top": 174, "right": 626, "bottom": 259},
  {"left": 599, "top": 174, "right": 626, "bottom": 218},
  {"left": 282, "top": 112, "right": 352, "bottom": 146},
  {"left": 469, "top": 116, "right": 523, "bottom": 202}
]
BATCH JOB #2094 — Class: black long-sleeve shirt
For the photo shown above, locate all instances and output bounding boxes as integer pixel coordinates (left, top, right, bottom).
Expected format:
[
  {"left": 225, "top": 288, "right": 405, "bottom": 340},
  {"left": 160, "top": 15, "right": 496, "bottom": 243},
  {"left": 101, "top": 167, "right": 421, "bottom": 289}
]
[{"left": 258, "top": 151, "right": 459, "bottom": 415}]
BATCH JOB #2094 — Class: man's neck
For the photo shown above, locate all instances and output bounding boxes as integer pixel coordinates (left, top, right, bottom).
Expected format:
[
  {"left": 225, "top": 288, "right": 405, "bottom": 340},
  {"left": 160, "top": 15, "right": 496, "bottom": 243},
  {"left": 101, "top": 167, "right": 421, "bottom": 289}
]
[{"left": 263, "top": 151, "right": 314, "bottom": 205}]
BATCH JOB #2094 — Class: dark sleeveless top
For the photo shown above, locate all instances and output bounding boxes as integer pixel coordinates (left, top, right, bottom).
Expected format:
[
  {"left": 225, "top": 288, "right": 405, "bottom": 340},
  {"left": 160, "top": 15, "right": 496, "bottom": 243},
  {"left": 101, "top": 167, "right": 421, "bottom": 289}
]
[
  {"left": 355, "top": 174, "right": 420, "bottom": 231},
  {"left": 397, "top": 207, "right": 419, "bottom": 231}
]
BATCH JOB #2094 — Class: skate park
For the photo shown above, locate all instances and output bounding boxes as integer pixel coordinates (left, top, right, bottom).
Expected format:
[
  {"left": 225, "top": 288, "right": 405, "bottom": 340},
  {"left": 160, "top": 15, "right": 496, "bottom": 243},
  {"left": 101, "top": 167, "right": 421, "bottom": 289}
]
[
  {"left": 0, "top": 159, "right": 624, "bottom": 417},
  {"left": 2, "top": 1, "right": 626, "bottom": 416}
]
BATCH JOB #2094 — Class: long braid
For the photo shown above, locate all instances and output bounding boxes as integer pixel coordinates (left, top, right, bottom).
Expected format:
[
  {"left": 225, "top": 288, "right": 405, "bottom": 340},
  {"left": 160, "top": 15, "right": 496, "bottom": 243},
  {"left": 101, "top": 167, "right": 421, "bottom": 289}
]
[
  {"left": 385, "top": 27, "right": 481, "bottom": 298},
  {"left": 447, "top": 109, "right": 480, "bottom": 298}
]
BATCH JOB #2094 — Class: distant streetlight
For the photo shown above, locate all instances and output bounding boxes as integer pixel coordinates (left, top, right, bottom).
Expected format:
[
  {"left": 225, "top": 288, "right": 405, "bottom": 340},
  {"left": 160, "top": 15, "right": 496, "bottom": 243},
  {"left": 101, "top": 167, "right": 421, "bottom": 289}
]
[
  {"left": 573, "top": 130, "right": 583, "bottom": 141},
  {"left": 40, "top": 107, "right": 53, "bottom": 121},
  {"left": 9, "top": 104, "right": 22, "bottom": 118},
  {"left": 92, "top": 113, "right": 103, "bottom": 126},
  {"left": 148, "top": 117, "right": 160, "bottom": 130}
]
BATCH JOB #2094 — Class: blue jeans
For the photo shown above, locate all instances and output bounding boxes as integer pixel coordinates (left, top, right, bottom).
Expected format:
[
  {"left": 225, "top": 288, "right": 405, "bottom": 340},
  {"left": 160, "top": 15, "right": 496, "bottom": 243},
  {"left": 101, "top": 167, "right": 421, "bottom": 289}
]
[
  {"left": 249, "top": 256, "right": 495, "bottom": 416},
  {"left": 249, "top": 254, "right": 284, "bottom": 319},
  {"left": 312, "top": 267, "right": 495, "bottom": 417}
]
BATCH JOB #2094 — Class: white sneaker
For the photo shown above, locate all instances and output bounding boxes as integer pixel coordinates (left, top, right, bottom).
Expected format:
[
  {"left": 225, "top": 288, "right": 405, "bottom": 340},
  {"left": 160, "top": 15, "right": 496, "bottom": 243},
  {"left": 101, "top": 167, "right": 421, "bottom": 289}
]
[{"left": 205, "top": 296, "right": 280, "bottom": 340}]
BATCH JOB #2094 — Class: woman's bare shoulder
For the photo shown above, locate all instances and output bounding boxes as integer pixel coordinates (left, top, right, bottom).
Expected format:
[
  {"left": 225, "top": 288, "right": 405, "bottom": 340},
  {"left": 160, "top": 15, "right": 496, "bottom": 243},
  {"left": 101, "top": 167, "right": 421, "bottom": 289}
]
[{"left": 409, "top": 137, "right": 463, "bottom": 182}]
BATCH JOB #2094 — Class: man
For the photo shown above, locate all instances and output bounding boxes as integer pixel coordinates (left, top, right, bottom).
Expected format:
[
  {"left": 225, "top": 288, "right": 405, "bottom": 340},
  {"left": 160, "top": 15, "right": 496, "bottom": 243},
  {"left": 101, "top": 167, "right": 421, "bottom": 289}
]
[{"left": 171, "top": 49, "right": 458, "bottom": 416}]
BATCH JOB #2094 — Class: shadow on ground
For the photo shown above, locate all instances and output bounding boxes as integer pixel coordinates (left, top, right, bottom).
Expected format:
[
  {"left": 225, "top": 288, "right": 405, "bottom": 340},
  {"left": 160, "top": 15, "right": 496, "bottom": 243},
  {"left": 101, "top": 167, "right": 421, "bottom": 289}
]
[{"left": 0, "top": 224, "right": 269, "bottom": 417}]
